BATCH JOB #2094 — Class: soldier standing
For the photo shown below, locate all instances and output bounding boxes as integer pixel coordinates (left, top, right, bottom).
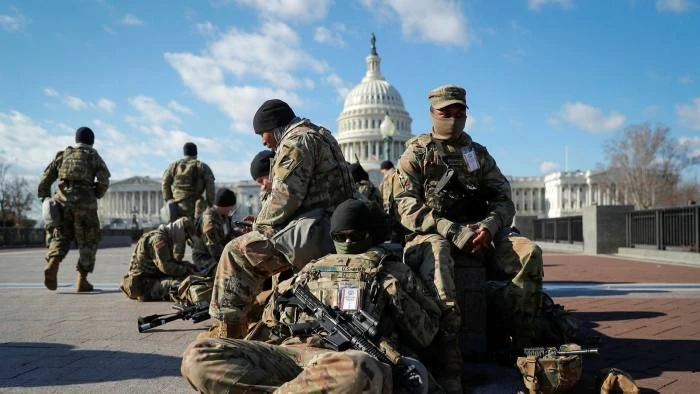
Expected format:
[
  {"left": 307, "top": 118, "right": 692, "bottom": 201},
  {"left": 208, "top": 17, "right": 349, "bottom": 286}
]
[
  {"left": 394, "top": 85, "right": 544, "bottom": 392},
  {"left": 120, "top": 217, "right": 199, "bottom": 301},
  {"left": 191, "top": 188, "right": 239, "bottom": 273},
  {"left": 181, "top": 200, "right": 442, "bottom": 393},
  {"left": 206, "top": 99, "right": 355, "bottom": 339},
  {"left": 38, "top": 126, "right": 111, "bottom": 292},
  {"left": 161, "top": 142, "right": 216, "bottom": 221}
]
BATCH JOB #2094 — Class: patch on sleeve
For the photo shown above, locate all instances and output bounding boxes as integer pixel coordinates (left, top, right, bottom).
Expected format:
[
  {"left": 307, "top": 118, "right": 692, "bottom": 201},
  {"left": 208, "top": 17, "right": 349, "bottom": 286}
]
[
  {"left": 154, "top": 239, "right": 167, "bottom": 251},
  {"left": 272, "top": 143, "right": 303, "bottom": 182}
]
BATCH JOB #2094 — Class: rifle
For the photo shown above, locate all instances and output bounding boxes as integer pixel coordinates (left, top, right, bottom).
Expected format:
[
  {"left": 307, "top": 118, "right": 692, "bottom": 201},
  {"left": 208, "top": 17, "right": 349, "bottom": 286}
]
[
  {"left": 137, "top": 301, "right": 210, "bottom": 333},
  {"left": 524, "top": 346, "right": 599, "bottom": 358},
  {"left": 233, "top": 220, "right": 253, "bottom": 228},
  {"left": 278, "top": 283, "right": 427, "bottom": 393}
]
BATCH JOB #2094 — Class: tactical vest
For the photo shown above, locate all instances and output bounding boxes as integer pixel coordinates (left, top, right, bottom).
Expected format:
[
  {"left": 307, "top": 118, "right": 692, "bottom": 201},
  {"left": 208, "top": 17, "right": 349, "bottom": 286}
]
[
  {"left": 275, "top": 247, "right": 390, "bottom": 328},
  {"left": 417, "top": 135, "right": 489, "bottom": 223},
  {"left": 58, "top": 146, "right": 97, "bottom": 184},
  {"left": 171, "top": 159, "right": 203, "bottom": 200}
]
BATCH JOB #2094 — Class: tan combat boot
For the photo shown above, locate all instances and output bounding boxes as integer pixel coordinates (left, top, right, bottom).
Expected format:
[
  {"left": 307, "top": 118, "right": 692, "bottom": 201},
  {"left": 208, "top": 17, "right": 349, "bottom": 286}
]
[
  {"left": 196, "top": 321, "right": 247, "bottom": 340},
  {"left": 44, "top": 259, "right": 60, "bottom": 291},
  {"left": 76, "top": 271, "right": 94, "bottom": 292}
]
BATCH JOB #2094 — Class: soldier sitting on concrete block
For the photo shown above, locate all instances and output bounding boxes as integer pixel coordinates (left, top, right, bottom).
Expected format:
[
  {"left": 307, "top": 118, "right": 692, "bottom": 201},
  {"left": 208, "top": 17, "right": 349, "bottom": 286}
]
[{"left": 120, "top": 217, "right": 199, "bottom": 301}]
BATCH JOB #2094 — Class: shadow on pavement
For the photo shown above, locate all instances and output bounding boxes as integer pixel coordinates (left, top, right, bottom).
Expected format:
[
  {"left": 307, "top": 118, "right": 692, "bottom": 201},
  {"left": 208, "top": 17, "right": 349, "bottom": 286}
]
[
  {"left": 574, "top": 311, "right": 666, "bottom": 322},
  {"left": 0, "top": 342, "right": 182, "bottom": 387}
]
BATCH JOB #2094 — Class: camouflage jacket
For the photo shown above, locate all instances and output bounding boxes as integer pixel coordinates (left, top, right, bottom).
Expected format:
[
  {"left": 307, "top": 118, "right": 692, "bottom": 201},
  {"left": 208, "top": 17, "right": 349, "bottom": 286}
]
[
  {"left": 162, "top": 156, "right": 215, "bottom": 205},
  {"left": 265, "top": 246, "right": 442, "bottom": 352},
  {"left": 191, "top": 207, "right": 231, "bottom": 262},
  {"left": 127, "top": 227, "right": 192, "bottom": 278},
  {"left": 395, "top": 131, "right": 515, "bottom": 239},
  {"left": 356, "top": 180, "right": 383, "bottom": 209},
  {"left": 254, "top": 119, "right": 355, "bottom": 237},
  {"left": 37, "top": 144, "right": 111, "bottom": 209}
]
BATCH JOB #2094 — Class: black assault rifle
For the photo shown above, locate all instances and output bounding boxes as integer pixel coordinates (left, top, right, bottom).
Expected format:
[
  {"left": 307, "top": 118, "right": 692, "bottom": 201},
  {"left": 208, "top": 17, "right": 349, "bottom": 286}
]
[
  {"left": 233, "top": 220, "right": 253, "bottom": 228},
  {"left": 278, "top": 283, "right": 427, "bottom": 393},
  {"left": 137, "top": 301, "right": 210, "bottom": 333},
  {"left": 524, "top": 346, "right": 599, "bottom": 358}
]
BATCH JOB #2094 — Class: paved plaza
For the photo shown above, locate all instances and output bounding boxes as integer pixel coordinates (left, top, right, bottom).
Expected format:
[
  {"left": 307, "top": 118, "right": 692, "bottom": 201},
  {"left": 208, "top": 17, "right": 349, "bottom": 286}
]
[{"left": 0, "top": 246, "right": 699, "bottom": 393}]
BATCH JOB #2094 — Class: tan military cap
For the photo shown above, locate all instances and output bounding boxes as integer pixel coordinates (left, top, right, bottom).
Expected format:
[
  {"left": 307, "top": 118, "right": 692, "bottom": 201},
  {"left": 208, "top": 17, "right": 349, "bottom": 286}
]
[{"left": 428, "top": 85, "right": 468, "bottom": 109}]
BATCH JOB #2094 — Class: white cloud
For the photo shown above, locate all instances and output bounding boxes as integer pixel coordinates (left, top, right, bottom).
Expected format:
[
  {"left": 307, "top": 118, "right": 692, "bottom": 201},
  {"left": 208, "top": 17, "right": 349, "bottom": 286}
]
[
  {"left": 678, "top": 136, "right": 700, "bottom": 159},
  {"left": 324, "top": 73, "right": 353, "bottom": 100},
  {"left": 539, "top": 161, "right": 561, "bottom": 174},
  {"left": 314, "top": 26, "right": 346, "bottom": 46},
  {"left": 195, "top": 21, "right": 217, "bottom": 37},
  {"left": 96, "top": 98, "right": 116, "bottom": 113},
  {"left": 165, "top": 21, "right": 324, "bottom": 131},
  {"left": 63, "top": 96, "right": 89, "bottom": 111},
  {"left": 679, "top": 75, "right": 692, "bottom": 85},
  {"left": 103, "top": 25, "right": 117, "bottom": 36},
  {"left": 233, "top": 0, "right": 331, "bottom": 21},
  {"left": 168, "top": 100, "right": 193, "bottom": 115},
  {"left": 0, "top": 111, "right": 74, "bottom": 175},
  {"left": 0, "top": 11, "right": 29, "bottom": 32},
  {"left": 121, "top": 13, "right": 144, "bottom": 26},
  {"left": 556, "top": 101, "right": 625, "bottom": 132},
  {"left": 127, "top": 96, "right": 181, "bottom": 132},
  {"left": 677, "top": 97, "right": 700, "bottom": 131},
  {"left": 510, "top": 20, "right": 529, "bottom": 35},
  {"left": 656, "top": 0, "right": 695, "bottom": 13},
  {"left": 360, "top": 0, "right": 469, "bottom": 46},
  {"left": 528, "top": 0, "right": 574, "bottom": 11},
  {"left": 43, "top": 88, "right": 59, "bottom": 97}
]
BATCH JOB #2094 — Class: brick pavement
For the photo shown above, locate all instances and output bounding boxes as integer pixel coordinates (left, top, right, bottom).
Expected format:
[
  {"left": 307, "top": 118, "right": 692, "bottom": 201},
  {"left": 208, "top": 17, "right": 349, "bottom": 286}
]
[{"left": 0, "top": 247, "right": 699, "bottom": 393}]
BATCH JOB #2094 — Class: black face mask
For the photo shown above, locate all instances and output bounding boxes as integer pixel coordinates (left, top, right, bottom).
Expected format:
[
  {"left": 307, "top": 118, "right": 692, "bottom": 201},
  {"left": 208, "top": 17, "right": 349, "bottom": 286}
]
[{"left": 333, "top": 233, "right": 372, "bottom": 254}]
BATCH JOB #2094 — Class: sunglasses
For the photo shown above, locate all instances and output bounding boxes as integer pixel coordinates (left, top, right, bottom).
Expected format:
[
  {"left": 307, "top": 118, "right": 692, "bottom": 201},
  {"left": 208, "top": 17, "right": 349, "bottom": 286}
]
[{"left": 331, "top": 231, "right": 367, "bottom": 243}]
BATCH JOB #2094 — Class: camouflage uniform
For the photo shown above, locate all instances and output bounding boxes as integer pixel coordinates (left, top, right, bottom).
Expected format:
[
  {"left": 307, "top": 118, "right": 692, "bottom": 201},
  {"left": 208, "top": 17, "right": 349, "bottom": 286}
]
[
  {"left": 379, "top": 168, "right": 406, "bottom": 244},
  {"left": 120, "top": 218, "right": 196, "bottom": 301},
  {"left": 209, "top": 118, "right": 355, "bottom": 337},
  {"left": 190, "top": 206, "right": 237, "bottom": 272},
  {"left": 356, "top": 179, "right": 383, "bottom": 208},
  {"left": 38, "top": 143, "right": 111, "bottom": 275},
  {"left": 162, "top": 156, "right": 215, "bottom": 220},
  {"left": 182, "top": 246, "right": 442, "bottom": 393}
]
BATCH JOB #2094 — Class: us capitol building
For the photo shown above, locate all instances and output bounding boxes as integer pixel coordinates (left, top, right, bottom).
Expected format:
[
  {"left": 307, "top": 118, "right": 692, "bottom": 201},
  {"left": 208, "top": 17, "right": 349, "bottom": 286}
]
[{"left": 97, "top": 35, "right": 627, "bottom": 227}]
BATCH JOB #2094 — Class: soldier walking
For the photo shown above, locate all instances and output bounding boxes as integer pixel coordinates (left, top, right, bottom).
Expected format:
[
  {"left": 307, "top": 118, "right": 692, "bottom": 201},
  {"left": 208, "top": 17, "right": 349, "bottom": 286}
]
[
  {"left": 38, "top": 126, "right": 111, "bottom": 292},
  {"left": 162, "top": 142, "right": 216, "bottom": 221}
]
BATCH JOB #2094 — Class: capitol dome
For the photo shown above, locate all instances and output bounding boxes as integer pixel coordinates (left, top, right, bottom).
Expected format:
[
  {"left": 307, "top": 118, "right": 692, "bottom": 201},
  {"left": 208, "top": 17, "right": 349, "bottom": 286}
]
[{"left": 336, "top": 34, "right": 412, "bottom": 184}]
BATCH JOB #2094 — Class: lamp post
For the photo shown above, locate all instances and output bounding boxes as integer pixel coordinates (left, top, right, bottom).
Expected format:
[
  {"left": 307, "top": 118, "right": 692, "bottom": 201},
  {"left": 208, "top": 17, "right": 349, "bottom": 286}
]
[{"left": 379, "top": 113, "right": 396, "bottom": 162}]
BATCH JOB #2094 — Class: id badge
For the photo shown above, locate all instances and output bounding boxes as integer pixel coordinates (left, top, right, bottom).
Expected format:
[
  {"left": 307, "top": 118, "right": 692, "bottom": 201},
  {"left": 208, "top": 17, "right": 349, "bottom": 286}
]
[
  {"left": 339, "top": 287, "right": 362, "bottom": 311},
  {"left": 462, "top": 148, "right": 480, "bottom": 172}
]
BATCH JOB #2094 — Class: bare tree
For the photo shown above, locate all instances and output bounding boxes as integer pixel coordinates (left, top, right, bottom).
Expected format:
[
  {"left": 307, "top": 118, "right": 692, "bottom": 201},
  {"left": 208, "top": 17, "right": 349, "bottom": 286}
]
[
  {"left": 0, "top": 158, "right": 36, "bottom": 227},
  {"left": 602, "top": 124, "right": 699, "bottom": 209}
]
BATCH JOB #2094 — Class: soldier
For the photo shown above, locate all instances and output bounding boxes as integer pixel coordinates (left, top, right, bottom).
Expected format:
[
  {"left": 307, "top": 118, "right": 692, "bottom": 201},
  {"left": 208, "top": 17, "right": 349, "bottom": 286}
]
[
  {"left": 249, "top": 149, "right": 274, "bottom": 208},
  {"left": 394, "top": 85, "right": 544, "bottom": 392},
  {"left": 379, "top": 160, "right": 406, "bottom": 244},
  {"left": 120, "top": 217, "right": 199, "bottom": 301},
  {"left": 207, "top": 99, "right": 355, "bottom": 339},
  {"left": 181, "top": 200, "right": 443, "bottom": 394},
  {"left": 38, "top": 126, "right": 111, "bottom": 292},
  {"left": 190, "top": 188, "right": 239, "bottom": 273},
  {"left": 350, "top": 161, "right": 383, "bottom": 208},
  {"left": 161, "top": 142, "right": 216, "bottom": 221}
]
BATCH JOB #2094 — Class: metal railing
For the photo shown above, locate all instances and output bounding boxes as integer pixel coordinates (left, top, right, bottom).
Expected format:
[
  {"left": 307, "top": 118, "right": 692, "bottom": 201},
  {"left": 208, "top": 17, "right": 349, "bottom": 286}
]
[
  {"left": 534, "top": 216, "right": 583, "bottom": 244},
  {"left": 627, "top": 206, "right": 700, "bottom": 252}
]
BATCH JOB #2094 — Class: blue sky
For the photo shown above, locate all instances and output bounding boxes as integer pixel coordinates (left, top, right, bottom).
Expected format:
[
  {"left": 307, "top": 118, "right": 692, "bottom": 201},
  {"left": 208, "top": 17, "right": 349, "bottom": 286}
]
[{"left": 1, "top": 0, "right": 699, "bottom": 183}]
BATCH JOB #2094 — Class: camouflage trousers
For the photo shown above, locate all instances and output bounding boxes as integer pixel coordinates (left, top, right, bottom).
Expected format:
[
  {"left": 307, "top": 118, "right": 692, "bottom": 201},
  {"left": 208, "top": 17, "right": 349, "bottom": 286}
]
[
  {"left": 181, "top": 337, "right": 392, "bottom": 394},
  {"left": 403, "top": 234, "right": 462, "bottom": 393},
  {"left": 209, "top": 231, "right": 296, "bottom": 330},
  {"left": 174, "top": 197, "right": 205, "bottom": 221},
  {"left": 119, "top": 272, "right": 183, "bottom": 301},
  {"left": 45, "top": 206, "right": 101, "bottom": 273},
  {"left": 489, "top": 233, "right": 544, "bottom": 316}
]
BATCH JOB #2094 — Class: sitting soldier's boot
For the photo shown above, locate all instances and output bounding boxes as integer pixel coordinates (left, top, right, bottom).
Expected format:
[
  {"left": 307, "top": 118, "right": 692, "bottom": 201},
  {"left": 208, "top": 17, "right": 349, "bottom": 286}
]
[
  {"left": 197, "top": 321, "right": 247, "bottom": 340},
  {"left": 44, "top": 259, "right": 60, "bottom": 291},
  {"left": 76, "top": 271, "right": 94, "bottom": 292}
]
